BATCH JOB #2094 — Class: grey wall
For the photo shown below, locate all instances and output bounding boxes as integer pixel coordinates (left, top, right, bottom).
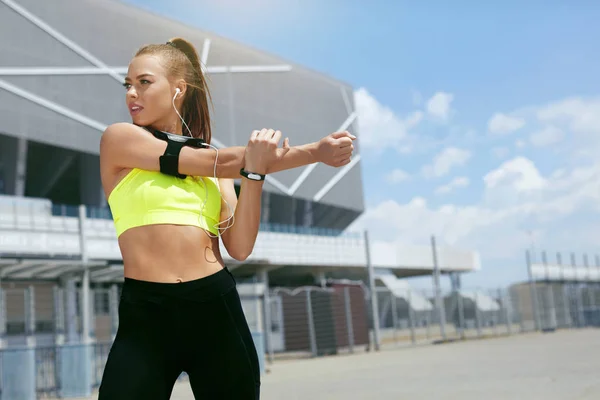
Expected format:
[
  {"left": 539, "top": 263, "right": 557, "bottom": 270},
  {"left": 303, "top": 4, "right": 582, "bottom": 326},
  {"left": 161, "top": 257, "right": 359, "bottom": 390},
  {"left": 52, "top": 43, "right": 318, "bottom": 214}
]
[{"left": 0, "top": 0, "right": 364, "bottom": 217}]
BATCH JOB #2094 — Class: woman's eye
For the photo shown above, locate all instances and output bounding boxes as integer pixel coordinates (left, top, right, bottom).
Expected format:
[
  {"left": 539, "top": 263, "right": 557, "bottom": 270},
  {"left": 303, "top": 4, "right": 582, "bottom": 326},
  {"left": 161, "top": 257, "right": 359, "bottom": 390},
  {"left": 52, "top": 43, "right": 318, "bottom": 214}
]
[
  {"left": 140, "top": 79, "right": 150, "bottom": 84},
  {"left": 122, "top": 83, "right": 131, "bottom": 89}
]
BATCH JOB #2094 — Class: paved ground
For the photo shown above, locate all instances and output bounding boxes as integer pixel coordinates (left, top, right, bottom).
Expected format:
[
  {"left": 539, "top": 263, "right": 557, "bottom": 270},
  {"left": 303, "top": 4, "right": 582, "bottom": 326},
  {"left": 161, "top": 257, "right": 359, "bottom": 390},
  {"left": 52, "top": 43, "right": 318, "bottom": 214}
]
[{"left": 66, "top": 328, "right": 600, "bottom": 399}]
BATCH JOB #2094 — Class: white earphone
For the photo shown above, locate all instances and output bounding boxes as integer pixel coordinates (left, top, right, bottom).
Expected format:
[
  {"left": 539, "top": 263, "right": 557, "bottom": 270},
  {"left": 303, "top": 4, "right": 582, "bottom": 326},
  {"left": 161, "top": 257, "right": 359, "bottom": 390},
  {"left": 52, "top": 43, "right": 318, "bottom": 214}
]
[{"left": 171, "top": 85, "right": 235, "bottom": 238}]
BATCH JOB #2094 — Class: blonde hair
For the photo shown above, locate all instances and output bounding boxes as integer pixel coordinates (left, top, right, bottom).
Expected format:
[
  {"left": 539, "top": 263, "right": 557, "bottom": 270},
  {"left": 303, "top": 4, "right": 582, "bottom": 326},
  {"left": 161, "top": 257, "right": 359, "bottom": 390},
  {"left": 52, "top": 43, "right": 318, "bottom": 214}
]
[{"left": 135, "top": 37, "right": 213, "bottom": 143}]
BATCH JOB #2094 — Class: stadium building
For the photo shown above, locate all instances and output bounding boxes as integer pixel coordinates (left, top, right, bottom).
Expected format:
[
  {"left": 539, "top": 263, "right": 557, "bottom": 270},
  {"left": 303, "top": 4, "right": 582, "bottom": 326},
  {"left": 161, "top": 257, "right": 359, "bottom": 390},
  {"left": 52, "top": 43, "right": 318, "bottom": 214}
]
[{"left": 0, "top": 0, "right": 480, "bottom": 397}]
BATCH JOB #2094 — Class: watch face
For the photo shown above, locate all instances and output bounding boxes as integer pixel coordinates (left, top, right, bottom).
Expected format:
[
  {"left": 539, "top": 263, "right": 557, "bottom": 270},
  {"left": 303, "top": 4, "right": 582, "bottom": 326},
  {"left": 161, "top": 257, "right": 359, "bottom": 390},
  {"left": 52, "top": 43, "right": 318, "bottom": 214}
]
[{"left": 248, "top": 173, "right": 261, "bottom": 180}]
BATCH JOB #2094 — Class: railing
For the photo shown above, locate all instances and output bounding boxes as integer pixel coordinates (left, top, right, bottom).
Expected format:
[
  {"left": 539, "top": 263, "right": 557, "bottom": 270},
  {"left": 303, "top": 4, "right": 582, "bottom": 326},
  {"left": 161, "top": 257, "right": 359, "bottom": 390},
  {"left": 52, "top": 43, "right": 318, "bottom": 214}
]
[
  {"left": 92, "top": 342, "right": 111, "bottom": 388},
  {"left": 49, "top": 202, "right": 359, "bottom": 238},
  {"left": 35, "top": 346, "right": 60, "bottom": 397}
]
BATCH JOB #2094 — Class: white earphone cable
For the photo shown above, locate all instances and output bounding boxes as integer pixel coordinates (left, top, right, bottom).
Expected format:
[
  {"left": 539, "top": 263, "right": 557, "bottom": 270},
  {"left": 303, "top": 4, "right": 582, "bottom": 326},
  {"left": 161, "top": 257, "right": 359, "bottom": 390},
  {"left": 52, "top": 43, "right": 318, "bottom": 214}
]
[{"left": 172, "top": 89, "right": 235, "bottom": 238}]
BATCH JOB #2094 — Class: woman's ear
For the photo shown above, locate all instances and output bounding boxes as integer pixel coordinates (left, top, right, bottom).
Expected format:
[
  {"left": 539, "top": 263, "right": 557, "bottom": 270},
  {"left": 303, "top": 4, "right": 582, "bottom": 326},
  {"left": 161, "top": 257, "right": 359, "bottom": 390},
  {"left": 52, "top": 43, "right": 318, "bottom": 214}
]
[{"left": 176, "top": 80, "right": 187, "bottom": 98}]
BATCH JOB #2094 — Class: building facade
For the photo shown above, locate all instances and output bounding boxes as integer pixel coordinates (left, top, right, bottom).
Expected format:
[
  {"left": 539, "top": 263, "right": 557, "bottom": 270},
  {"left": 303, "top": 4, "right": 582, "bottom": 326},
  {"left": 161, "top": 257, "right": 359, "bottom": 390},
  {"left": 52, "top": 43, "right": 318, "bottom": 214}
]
[{"left": 0, "top": 0, "right": 364, "bottom": 233}]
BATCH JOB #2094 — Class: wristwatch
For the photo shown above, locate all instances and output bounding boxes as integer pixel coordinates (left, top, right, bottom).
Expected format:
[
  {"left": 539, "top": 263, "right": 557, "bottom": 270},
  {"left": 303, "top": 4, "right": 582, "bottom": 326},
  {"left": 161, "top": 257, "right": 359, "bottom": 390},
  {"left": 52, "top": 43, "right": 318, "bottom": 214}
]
[{"left": 240, "top": 168, "right": 266, "bottom": 181}]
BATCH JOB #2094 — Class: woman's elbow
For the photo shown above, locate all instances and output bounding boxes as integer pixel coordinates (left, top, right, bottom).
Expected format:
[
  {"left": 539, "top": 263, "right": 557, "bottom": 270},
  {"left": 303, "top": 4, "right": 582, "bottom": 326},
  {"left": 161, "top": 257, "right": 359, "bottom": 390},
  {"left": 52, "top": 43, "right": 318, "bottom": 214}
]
[{"left": 227, "top": 246, "right": 252, "bottom": 262}]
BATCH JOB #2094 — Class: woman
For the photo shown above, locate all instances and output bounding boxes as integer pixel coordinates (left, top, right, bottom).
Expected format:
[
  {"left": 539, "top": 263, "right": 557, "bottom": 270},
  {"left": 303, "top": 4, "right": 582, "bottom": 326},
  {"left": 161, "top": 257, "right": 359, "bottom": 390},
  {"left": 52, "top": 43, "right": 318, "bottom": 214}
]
[{"left": 98, "top": 37, "right": 355, "bottom": 400}]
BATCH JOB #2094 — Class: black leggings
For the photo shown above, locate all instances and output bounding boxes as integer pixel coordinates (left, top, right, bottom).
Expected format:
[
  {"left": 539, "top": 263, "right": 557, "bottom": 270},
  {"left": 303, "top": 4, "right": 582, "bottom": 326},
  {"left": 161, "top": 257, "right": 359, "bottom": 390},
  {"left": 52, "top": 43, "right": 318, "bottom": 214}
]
[{"left": 98, "top": 267, "right": 260, "bottom": 399}]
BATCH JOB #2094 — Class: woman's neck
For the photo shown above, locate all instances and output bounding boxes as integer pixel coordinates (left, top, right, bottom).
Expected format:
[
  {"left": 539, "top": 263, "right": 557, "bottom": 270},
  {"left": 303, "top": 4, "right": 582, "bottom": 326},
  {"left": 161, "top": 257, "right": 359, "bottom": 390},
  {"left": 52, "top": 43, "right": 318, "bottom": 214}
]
[{"left": 150, "top": 117, "right": 184, "bottom": 136}]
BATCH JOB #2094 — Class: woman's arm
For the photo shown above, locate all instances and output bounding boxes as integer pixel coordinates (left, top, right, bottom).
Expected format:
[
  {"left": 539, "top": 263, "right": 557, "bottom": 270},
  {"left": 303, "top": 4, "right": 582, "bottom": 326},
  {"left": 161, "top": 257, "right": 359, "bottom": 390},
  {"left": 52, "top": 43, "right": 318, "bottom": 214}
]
[
  {"left": 217, "top": 178, "right": 262, "bottom": 261},
  {"left": 213, "top": 129, "right": 356, "bottom": 260},
  {"left": 100, "top": 123, "right": 355, "bottom": 179},
  {"left": 266, "top": 131, "right": 356, "bottom": 173},
  {"left": 100, "top": 123, "right": 244, "bottom": 179}
]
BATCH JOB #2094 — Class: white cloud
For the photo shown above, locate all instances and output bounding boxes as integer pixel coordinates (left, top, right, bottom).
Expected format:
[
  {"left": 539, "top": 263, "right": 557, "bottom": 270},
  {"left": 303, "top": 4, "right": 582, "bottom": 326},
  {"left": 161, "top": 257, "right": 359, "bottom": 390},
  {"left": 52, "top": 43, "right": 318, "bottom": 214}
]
[
  {"left": 350, "top": 159, "right": 600, "bottom": 266},
  {"left": 491, "top": 146, "right": 510, "bottom": 159},
  {"left": 484, "top": 157, "right": 546, "bottom": 192},
  {"left": 411, "top": 90, "right": 423, "bottom": 106},
  {"left": 536, "top": 97, "right": 600, "bottom": 134},
  {"left": 354, "top": 87, "right": 423, "bottom": 152},
  {"left": 529, "top": 126, "right": 564, "bottom": 147},
  {"left": 350, "top": 95, "right": 600, "bottom": 287},
  {"left": 426, "top": 92, "right": 454, "bottom": 121},
  {"left": 422, "top": 147, "right": 471, "bottom": 178},
  {"left": 488, "top": 113, "right": 525, "bottom": 135},
  {"left": 534, "top": 97, "right": 600, "bottom": 159},
  {"left": 385, "top": 169, "right": 411, "bottom": 184},
  {"left": 435, "top": 176, "right": 470, "bottom": 195}
]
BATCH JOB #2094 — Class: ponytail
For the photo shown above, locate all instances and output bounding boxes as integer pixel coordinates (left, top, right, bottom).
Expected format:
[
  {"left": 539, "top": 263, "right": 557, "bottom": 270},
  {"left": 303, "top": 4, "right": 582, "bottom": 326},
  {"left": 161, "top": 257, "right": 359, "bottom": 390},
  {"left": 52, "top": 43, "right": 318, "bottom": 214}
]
[{"left": 135, "top": 38, "right": 213, "bottom": 143}]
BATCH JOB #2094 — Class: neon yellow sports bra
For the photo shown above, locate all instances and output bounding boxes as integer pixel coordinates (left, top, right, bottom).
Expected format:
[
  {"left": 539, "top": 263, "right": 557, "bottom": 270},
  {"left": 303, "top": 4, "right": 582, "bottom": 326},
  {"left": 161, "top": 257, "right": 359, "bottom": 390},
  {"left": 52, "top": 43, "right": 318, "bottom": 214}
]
[{"left": 107, "top": 168, "right": 222, "bottom": 238}]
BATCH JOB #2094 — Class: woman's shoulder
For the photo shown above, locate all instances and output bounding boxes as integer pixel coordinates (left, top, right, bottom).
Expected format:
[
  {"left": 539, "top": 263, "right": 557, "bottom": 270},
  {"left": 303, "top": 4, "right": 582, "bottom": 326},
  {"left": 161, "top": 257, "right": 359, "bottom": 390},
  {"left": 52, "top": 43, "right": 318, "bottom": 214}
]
[{"left": 102, "top": 122, "right": 146, "bottom": 137}]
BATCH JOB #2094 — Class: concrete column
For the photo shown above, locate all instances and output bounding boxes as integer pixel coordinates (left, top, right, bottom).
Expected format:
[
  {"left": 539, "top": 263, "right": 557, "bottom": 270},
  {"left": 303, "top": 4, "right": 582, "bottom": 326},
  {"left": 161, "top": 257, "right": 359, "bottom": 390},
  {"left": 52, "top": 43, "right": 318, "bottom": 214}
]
[
  {"left": 65, "top": 277, "right": 78, "bottom": 343},
  {"left": 365, "top": 230, "right": 380, "bottom": 351},
  {"left": 79, "top": 154, "right": 105, "bottom": 208},
  {"left": 0, "top": 278, "right": 35, "bottom": 400},
  {"left": 24, "top": 286, "right": 36, "bottom": 348},
  {"left": 344, "top": 286, "right": 355, "bottom": 352},
  {"left": 261, "top": 191, "right": 270, "bottom": 224},
  {"left": 0, "top": 280, "right": 5, "bottom": 349},
  {"left": 315, "top": 270, "right": 327, "bottom": 288},
  {"left": 53, "top": 286, "right": 65, "bottom": 345},
  {"left": 0, "top": 136, "right": 28, "bottom": 196},
  {"left": 303, "top": 199, "right": 314, "bottom": 227},
  {"left": 81, "top": 270, "right": 91, "bottom": 344},
  {"left": 306, "top": 290, "right": 317, "bottom": 356},
  {"left": 79, "top": 204, "right": 92, "bottom": 343},
  {"left": 109, "top": 284, "right": 119, "bottom": 341},
  {"left": 259, "top": 269, "right": 273, "bottom": 363}
]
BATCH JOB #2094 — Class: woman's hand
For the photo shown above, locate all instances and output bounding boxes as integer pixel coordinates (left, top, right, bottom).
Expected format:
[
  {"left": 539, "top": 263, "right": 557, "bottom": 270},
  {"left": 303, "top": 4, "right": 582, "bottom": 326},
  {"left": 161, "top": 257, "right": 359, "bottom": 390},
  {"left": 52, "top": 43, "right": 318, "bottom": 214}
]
[
  {"left": 314, "top": 131, "right": 356, "bottom": 167},
  {"left": 244, "top": 128, "right": 290, "bottom": 175}
]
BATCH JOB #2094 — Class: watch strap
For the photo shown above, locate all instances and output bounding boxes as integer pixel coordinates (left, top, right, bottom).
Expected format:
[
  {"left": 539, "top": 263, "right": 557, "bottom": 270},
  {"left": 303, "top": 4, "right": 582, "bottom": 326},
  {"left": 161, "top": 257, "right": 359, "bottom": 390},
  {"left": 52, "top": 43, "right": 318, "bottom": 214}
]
[{"left": 240, "top": 168, "right": 266, "bottom": 181}]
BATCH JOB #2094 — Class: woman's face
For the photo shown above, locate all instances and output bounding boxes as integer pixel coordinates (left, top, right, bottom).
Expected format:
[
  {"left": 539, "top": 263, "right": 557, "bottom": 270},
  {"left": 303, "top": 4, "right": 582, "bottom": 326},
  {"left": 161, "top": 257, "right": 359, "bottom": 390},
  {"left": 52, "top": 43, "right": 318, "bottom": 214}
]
[{"left": 124, "top": 55, "right": 179, "bottom": 130}]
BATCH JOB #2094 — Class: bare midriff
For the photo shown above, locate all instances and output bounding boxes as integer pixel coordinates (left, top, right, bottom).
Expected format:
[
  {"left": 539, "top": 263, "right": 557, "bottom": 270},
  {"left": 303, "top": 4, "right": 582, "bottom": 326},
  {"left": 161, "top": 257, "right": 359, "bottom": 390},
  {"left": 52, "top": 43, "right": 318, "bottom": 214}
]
[{"left": 117, "top": 224, "right": 225, "bottom": 283}]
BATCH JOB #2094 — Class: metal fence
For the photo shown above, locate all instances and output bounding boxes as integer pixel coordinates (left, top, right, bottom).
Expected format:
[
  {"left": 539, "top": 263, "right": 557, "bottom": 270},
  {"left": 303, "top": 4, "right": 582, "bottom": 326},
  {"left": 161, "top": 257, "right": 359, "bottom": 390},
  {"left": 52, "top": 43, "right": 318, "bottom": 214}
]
[
  {"left": 374, "top": 282, "right": 600, "bottom": 350},
  {"left": 2, "top": 276, "right": 600, "bottom": 397},
  {"left": 266, "top": 283, "right": 371, "bottom": 358}
]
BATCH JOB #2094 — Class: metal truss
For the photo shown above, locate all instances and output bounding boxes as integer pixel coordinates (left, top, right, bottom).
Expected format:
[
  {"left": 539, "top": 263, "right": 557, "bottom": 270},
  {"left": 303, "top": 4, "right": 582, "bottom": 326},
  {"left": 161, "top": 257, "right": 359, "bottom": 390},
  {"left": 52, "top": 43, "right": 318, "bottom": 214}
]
[{"left": 0, "top": 0, "right": 360, "bottom": 200}]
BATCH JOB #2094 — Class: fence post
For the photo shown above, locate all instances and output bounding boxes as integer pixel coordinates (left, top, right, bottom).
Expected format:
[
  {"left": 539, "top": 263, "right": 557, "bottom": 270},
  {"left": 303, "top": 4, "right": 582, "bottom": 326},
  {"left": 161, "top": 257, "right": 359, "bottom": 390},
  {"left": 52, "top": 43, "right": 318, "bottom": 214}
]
[
  {"left": 500, "top": 288, "right": 512, "bottom": 335},
  {"left": 584, "top": 254, "right": 595, "bottom": 325},
  {"left": 306, "top": 290, "right": 317, "bottom": 357},
  {"left": 596, "top": 255, "right": 600, "bottom": 326},
  {"left": 407, "top": 289, "right": 416, "bottom": 345},
  {"left": 343, "top": 287, "right": 355, "bottom": 353},
  {"left": 557, "top": 252, "right": 571, "bottom": 328},
  {"left": 571, "top": 253, "right": 585, "bottom": 327},
  {"left": 526, "top": 250, "right": 541, "bottom": 331},
  {"left": 390, "top": 291, "right": 398, "bottom": 343},
  {"left": 431, "top": 236, "right": 447, "bottom": 341},
  {"left": 364, "top": 230, "right": 380, "bottom": 351},
  {"left": 259, "top": 269, "right": 274, "bottom": 363},
  {"left": 0, "top": 282, "right": 5, "bottom": 349},
  {"left": 457, "top": 289, "right": 465, "bottom": 339},
  {"left": 475, "top": 291, "right": 482, "bottom": 337},
  {"left": 491, "top": 289, "right": 499, "bottom": 336},
  {"left": 542, "top": 251, "right": 557, "bottom": 331}
]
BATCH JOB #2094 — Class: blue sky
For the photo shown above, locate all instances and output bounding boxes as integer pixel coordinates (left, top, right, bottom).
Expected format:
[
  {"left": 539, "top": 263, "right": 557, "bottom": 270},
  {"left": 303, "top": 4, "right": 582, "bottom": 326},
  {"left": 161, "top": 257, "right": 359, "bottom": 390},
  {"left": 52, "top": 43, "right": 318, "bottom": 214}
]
[{"left": 124, "top": 0, "right": 600, "bottom": 289}]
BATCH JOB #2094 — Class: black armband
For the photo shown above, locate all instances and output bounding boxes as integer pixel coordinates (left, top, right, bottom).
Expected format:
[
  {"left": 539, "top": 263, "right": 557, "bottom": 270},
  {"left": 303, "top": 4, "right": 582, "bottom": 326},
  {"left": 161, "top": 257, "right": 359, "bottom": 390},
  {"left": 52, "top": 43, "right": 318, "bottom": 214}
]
[{"left": 147, "top": 128, "right": 205, "bottom": 179}]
